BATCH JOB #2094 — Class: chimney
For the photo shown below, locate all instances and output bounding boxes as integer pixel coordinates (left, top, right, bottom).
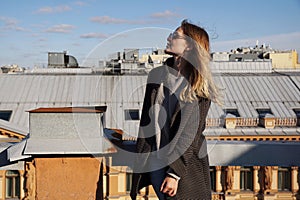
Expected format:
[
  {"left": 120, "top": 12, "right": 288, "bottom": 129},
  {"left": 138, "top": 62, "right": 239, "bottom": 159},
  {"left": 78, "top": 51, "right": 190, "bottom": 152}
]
[{"left": 25, "top": 106, "right": 116, "bottom": 154}]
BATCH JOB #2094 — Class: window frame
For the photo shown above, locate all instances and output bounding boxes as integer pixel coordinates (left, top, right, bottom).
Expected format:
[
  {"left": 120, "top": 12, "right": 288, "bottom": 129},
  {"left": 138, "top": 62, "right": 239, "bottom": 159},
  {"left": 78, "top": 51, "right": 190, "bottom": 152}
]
[
  {"left": 124, "top": 109, "right": 140, "bottom": 121},
  {"left": 209, "top": 167, "right": 216, "bottom": 192},
  {"left": 223, "top": 108, "right": 240, "bottom": 117},
  {"left": 277, "top": 167, "right": 291, "bottom": 191},
  {"left": 5, "top": 170, "right": 20, "bottom": 199},
  {"left": 256, "top": 108, "right": 273, "bottom": 118},
  {"left": 240, "top": 166, "right": 253, "bottom": 191},
  {"left": 0, "top": 110, "right": 13, "bottom": 121},
  {"left": 126, "top": 172, "right": 133, "bottom": 193},
  {"left": 293, "top": 109, "right": 300, "bottom": 126}
]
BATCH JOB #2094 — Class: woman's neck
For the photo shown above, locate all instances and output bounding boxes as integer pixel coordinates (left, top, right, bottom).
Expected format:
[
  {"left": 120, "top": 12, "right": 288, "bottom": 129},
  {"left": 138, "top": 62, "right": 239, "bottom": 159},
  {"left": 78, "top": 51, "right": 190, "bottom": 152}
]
[{"left": 173, "top": 56, "right": 182, "bottom": 76}]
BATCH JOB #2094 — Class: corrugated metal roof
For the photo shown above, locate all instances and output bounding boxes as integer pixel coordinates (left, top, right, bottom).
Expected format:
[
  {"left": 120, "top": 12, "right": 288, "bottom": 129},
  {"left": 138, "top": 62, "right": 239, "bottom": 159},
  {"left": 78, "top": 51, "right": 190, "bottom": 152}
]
[
  {"left": 8, "top": 139, "right": 31, "bottom": 161},
  {"left": 204, "top": 127, "right": 300, "bottom": 136},
  {"left": 0, "top": 68, "right": 299, "bottom": 138},
  {"left": 0, "top": 119, "right": 28, "bottom": 135},
  {"left": 290, "top": 75, "right": 300, "bottom": 96},
  {"left": 211, "top": 61, "right": 272, "bottom": 73},
  {"left": 0, "top": 74, "right": 147, "bottom": 137},
  {"left": 207, "top": 140, "right": 300, "bottom": 166},
  {"left": 113, "top": 140, "right": 300, "bottom": 168},
  {"left": 0, "top": 142, "right": 13, "bottom": 152},
  {"left": 221, "top": 74, "right": 300, "bottom": 118},
  {"left": 0, "top": 160, "right": 24, "bottom": 170},
  {"left": 24, "top": 138, "right": 116, "bottom": 155},
  {"left": 0, "top": 142, "right": 25, "bottom": 170}
]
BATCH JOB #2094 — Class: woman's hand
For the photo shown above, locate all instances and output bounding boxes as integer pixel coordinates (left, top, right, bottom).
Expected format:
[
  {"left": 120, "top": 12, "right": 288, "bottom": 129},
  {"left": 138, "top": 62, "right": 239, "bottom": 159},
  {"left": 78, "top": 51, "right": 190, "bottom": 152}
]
[{"left": 160, "top": 176, "right": 178, "bottom": 197}]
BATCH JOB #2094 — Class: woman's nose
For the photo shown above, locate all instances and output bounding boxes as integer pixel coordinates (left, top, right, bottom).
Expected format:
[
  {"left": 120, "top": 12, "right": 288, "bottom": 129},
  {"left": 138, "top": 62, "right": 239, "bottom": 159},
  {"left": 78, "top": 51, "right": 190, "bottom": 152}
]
[{"left": 167, "top": 33, "right": 172, "bottom": 42}]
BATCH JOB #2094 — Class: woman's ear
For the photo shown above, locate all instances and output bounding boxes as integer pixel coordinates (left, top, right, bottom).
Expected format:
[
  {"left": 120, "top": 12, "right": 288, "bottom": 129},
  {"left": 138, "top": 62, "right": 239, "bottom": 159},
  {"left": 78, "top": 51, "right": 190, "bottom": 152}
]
[
  {"left": 185, "top": 44, "right": 193, "bottom": 51},
  {"left": 185, "top": 47, "right": 193, "bottom": 52}
]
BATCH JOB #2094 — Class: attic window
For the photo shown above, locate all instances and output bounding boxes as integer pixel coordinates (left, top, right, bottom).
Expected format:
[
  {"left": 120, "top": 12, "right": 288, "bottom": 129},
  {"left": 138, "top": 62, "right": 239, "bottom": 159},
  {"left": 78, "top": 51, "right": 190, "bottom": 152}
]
[
  {"left": 256, "top": 108, "right": 273, "bottom": 118},
  {"left": 124, "top": 109, "right": 140, "bottom": 120},
  {"left": 293, "top": 109, "right": 300, "bottom": 126},
  {"left": 293, "top": 109, "right": 300, "bottom": 118},
  {"left": 224, "top": 109, "right": 240, "bottom": 117},
  {"left": 0, "top": 110, "right": 12, "bottom": 121}
]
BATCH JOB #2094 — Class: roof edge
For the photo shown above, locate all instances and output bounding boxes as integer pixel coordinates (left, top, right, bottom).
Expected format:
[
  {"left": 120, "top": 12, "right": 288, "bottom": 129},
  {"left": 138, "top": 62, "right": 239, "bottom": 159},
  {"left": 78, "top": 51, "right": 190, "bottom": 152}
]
[{"left": 28, "top": 106, "right": 107, "bottom": 113}]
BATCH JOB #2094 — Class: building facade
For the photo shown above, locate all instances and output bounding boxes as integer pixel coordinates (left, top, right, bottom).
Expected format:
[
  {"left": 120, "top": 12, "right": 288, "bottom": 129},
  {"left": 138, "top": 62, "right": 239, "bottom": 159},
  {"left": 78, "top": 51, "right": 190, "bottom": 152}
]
[
  {"left": 269, "top": 50, "right": 300, "bottom": 69},
  {"left": 0, "top": 51, "right": 300, "bottom": 199}
]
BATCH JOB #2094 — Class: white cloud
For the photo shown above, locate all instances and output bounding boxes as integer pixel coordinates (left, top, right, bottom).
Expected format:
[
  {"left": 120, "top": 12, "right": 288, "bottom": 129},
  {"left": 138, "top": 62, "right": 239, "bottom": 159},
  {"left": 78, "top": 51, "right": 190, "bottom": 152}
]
[
  {"left": 15, "top": 27, "right": 27, "bottom": 32},
  {"left": 74, "top": 1, "right": 87, "bottom": 6},
  {"left": 0, "top": 16, "right": 27, "bottom": 32},
  {"left": 212, "top": 32, "right": 300, "bottom": 53},
  {"left": 150, "top": 10, "right": 180, "bottom": 19},
  {"left": 45, "top": 24, "right": 75, "bottom": 33},
  {"left": 260, "top": 32, "right": 300, "bottom": 51},
  {"left": 72, "top": 43, "right": 81, "bottom": 46},
  {"left": 38, "top": 38, "right": 47, "bottom": 42},
  {"left": 90, "top": 16, "right": 147, "bottom": 25},
  {"left": 90, "top": 13, "right": 180, "bottom": 25},
  {"left": 0, "top": 16, "right": 17, "bottom": 26},
  {"left": 35, "top": 5, "right": 72, "bottom": 14},
  {"left": 90, "top": 16, "right": 129, "bottom": 24},
  {"left": 80, "top": 32, "right": 108, "bottom": 39}
]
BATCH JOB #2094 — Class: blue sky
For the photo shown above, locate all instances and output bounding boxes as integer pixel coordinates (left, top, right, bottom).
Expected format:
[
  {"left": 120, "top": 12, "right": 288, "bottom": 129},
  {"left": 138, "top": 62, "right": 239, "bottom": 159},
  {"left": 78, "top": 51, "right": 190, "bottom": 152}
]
[{"left": 1, "top": 0, "right": 300, "bottom": 67}]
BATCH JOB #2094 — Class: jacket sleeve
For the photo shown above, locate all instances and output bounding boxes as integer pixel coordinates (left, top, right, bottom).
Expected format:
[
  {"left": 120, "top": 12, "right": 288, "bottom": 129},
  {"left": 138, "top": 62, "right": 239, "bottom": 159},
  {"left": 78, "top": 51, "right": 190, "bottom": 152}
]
[
  {"left": 136, "top": 75, "right": 156, "bottom": 153},
  {"left": 167, "top": 98, "right": 211, "bottom": 178},
  {"left": 136, "top": 66, "right": 167, "bottom": 151}
]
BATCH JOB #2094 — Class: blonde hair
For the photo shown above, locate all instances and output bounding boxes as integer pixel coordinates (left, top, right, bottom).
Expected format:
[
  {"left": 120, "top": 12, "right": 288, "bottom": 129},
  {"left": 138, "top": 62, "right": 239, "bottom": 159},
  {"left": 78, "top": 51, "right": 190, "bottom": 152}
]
[{"left": 179, "top": 20, "right": 222, "bottom": 105}]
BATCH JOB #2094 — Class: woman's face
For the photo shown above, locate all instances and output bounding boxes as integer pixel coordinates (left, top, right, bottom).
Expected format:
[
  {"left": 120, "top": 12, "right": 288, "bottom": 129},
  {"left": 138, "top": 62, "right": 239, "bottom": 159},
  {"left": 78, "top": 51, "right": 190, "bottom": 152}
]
[{"left": 165, "top": 28, "right": 189, "bottom": 56}]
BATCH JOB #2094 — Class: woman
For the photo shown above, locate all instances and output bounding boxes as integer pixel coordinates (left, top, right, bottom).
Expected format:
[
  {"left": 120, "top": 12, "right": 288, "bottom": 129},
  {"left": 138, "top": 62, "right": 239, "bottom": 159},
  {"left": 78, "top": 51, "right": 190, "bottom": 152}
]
[{"left": 130, "top": 19, "right": 221, "bottom": 200}]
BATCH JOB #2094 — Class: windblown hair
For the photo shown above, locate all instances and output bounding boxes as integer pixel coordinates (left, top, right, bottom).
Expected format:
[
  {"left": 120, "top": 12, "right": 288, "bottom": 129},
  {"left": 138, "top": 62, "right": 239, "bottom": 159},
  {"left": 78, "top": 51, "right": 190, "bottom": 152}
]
[{"left": 179, "top": 19, "right": 223, "bottom": 105}]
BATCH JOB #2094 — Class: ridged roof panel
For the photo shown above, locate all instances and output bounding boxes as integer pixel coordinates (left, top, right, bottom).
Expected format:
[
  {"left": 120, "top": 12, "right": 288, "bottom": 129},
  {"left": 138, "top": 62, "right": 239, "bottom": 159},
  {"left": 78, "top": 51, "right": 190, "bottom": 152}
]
[{"left": 0, "top": 68, "right": 299, "bottom": 137}]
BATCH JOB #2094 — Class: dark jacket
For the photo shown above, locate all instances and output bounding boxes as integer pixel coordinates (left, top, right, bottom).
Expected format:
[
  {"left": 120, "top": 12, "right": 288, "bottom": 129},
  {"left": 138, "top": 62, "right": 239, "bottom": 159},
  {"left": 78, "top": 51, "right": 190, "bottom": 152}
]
[{"left": 130, "top": 65, "right": 212, "bottom": 200}]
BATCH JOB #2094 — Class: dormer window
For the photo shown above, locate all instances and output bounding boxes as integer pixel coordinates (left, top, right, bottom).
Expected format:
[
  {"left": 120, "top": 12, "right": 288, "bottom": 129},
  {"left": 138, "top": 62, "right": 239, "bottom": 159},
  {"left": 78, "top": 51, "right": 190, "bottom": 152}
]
[
  {"left": 257, "top": 108, "right": 275, "bottom": 129},
  {"left": 124, "top": 109, "right": 140, "bottom": 120},
  {"left": 293, "top": 109, "right": 300, "bottom": 126},
  {"left": 224, "top": 108, "right": 240, "bottom": 117},
  {"left": 293, "top": 109, "right": 300, "bottom": 117},
  {"left": 0, "top": 110, "right": 12, "bottom": 121},
  {"left": 256, "top": 108, "right": 273, "bottom": 118},
  {"left": 223, "top": 109, "right": 239, "bottom": 129}
]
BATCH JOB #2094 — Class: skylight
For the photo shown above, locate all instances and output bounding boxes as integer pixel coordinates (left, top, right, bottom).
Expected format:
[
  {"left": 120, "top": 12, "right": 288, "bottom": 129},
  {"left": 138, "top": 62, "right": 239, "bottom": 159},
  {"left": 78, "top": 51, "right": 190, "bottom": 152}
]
[
  {"left": 0, "top": 110, "right": 12, "bottom": 121},
  {"left": 124, "top": 109, "right": 140, "bottom": 120}
]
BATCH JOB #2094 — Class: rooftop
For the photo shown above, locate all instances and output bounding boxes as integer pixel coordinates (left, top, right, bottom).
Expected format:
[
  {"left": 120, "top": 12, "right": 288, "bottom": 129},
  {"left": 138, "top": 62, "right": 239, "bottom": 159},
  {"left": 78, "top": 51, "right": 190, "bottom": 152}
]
[{"left": 0, "top": 67, "right": 300, "bottom": 140}]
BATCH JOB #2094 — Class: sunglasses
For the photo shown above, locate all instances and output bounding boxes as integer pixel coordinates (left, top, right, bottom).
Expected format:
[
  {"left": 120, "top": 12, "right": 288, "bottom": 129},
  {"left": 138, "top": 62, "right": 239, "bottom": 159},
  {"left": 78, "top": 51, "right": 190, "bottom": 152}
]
[{"left": 169, "top": 31, "right": 186, "bottom": 40}]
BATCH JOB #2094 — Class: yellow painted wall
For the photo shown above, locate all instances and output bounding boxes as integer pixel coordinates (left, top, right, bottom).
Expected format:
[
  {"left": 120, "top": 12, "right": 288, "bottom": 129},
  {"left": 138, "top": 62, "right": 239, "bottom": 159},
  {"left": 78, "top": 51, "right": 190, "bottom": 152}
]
[
  {"left": 139, "top": 54, "right": 170, "bottom": 63},
  {"left": 270, "top": 50, "right": 299, "bottom": 69},
  {"left": 34, "top": 157, "right": 102, "bottom": 200}
]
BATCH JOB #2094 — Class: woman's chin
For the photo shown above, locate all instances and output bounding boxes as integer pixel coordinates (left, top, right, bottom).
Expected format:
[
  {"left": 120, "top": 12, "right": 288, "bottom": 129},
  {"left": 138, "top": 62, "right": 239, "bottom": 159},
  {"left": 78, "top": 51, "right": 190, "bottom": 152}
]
[{"left": 164, "top": 49, "right": 176, "bottom": 55}]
